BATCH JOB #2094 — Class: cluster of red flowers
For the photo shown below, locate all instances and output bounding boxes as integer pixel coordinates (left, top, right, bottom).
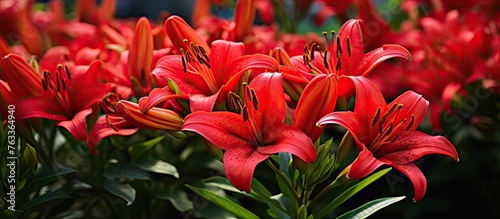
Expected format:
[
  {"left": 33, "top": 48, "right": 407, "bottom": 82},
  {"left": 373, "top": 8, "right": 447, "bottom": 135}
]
[{"left": 4, "top": 0, "right": 486, "bottom": 204}]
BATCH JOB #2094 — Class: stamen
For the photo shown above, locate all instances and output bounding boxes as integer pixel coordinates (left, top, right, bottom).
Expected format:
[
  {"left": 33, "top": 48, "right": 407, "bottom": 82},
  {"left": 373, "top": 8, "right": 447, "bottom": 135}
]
[
  {"left": 310, "top": 43, "right": 316, "bottom": 60},
  {"left": 56, "top": 72, "right": 61, "bottom": 92},
  {"left": 390, "top": 134, "right": 399, "bottom": 143},
  {"left": 64, "top": 65, "right": 71, "bottom": 80},
  {"left": 381, "top": 103, "right": 397, "bottom": 124},
  {"left": 228, "top": 92, "right": 236, "bottom": 111},
  {"left": 61, "top": 78, "right": 66, "bottom": 90},
  {"left": 322, "top": 31, "right": 329, "bottom": 48},
  {"left": 372, "top": 107, "right": 381, "bottom": 127},
  {"left": 250, "top": 88, "right": 258, "bottom": 110},
  {"left": 242, "top": 105, "right": 249, "bottom": 121},
  {"left": 335, "top": 57, "right": 341, "bottom": 71},
  {"left": 42, "top": 79, "right": 48, "bottom": 91},
  {"left": 181, "top": 56, "right": 187, "bottom": 73},
  {"left": 347, "top": 37, "right": 352, "bottom": 57},
  {"left": 385, "top": 122, "right": 393, "bottom": 135},
  {"left": 323, "top": 50, "right": 329, "bottom": 69},
  {"left": 406, "top": 115, "right": 415, "bottom": 131},
  {"left": 336, "top": 36, "right": 342, "bottom": 58}
]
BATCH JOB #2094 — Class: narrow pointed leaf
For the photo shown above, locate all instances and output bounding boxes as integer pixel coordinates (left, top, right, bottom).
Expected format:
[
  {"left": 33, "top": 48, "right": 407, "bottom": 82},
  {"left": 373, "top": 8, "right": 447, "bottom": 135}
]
[
  {"left": 186, "top": 185, "right": 259, "bottom": 219},
  {"left": 336, "top": 196, "right": 405, "bottom": 219},
  {"left": 316, "top": 167, "right": 392, "bottom": 218}
]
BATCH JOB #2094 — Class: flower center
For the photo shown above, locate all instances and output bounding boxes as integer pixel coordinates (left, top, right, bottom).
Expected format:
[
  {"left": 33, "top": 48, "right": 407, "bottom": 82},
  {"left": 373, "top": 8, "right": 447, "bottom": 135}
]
[
  {"left": 41, "top": 64, "right": 72, "bottom": 115},
  {"left": 180, "top": 39, "right": 219, "bottom": 94},
  {"left": 227, "top": 83, "right": 264, "bottom": 146},
  {"left": 370, "top": 103, "right": 416, "bottom": 154},
  {"left": 302, "top": 30, "right": 353, "bottom": 76}
]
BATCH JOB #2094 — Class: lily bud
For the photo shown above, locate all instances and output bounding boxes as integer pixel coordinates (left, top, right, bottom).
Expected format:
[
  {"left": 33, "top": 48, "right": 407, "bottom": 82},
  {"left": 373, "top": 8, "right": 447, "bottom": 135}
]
[
  {"left": 232, "top": 0, "right": 256, "bottom": 41},
  {"left": 191, "top": 0, "right": 211, "bottom": 27},
  {"left": 165, "top": 15, "right": 210, "bottom": 54},
  {"left": 115, "top": 100, "right": 183, "bottom": 131},
  {"left": 128, "top": 17, "right": 154, "bottom": 92},
  {"left": 77, "top": 0, "right": 96, "bottom": 23},
  {"left": 334, "top": 164, "right": 353, "bottom": 185},
  {"left": 335, "top": 131, "right": 354, "bottom": 169},
  {"left": 98, "top": 0, "right": 116, "bottom": 22},
  {"left": 1, "top": 54, "right": 44, "bottom": 98},
  {"left": 294, "top": 74, "right": 338, "bottom": 143}
]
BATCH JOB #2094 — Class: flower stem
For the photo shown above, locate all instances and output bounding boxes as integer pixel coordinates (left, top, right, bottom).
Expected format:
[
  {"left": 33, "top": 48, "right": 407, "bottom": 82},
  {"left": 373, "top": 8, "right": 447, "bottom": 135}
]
[
  {"left": 307, "top": 179, "right": 341, "bottom": 211},
  {"left": 251, "top": 184, "right": 293, "bottom": 218},
  {"left": 265, "top": 159, "right": 301, "bottom": 204}
]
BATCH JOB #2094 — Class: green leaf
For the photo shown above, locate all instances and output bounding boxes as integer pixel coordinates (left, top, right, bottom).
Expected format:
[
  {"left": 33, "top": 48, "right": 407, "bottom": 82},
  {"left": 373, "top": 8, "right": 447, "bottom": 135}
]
[
  {"left": 1, "top": 209, "right": 23, "bottom": 219},
  {"left": 186, "top": 185, "right": 259, "bottom": 219},
  {"left": 128, "top": 136, "right": 165, "bottom": 161},
  {"left": 31, "top": 166, "right": 76, "bottom": 185},
  {"left": 153, "top": 186, "right": 193, "bottom": 212},
  {"left": 336, "top": 196, "right": 406, "bottom": 219},
  {"left": 136, "top": 159, "right": 179, "bottom": 178},
  {"left": 103, "top": 162, "right": 150, "bottom": 180},
  {"left": 279, "top": 153, "right": 292, "bottom": 179},
  {"left": 19, "top": 191, "right": 71, "bottom": 210},
  {"left": 201, "top": 176, "right": 262, "bottom": 201},
  {"left": 104, "top": 179, "right": 136, "bottom": 206},
  {"left": 18, "top": 165, "right": 76, "bottom": 197},
  {"left": 316, "top": 168, "right": 392, "bottom": 218}
]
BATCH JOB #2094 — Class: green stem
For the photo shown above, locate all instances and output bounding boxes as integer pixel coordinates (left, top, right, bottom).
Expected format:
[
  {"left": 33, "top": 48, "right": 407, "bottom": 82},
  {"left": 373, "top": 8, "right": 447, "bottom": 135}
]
[
  {"left": 307, "top": 179, "right": 341, "bottom": 211},
  {"left": 251, "top": 185, "right": 294, "bottom": 218},
  {"left": 266, "top": 159, "right": 301, "bottom": 204}
]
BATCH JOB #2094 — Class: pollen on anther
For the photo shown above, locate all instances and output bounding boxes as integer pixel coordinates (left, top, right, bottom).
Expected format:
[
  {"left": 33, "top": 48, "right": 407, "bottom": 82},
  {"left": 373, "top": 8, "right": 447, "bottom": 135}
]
[
  {"left": 372, "top": 107, "right": 381, "bottom": 127},
  {"left": 406, "top": 115, "right": 415, "bottom": 131},
  {"left": 64, "top": 65, "right": 71, "bottom": 80},
  {"left": 346, "top": 37, "right": 352, "bottom": 57}
]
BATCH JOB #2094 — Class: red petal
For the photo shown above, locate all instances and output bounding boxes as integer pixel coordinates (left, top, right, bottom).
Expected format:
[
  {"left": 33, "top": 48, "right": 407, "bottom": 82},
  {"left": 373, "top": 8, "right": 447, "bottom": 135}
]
[
  {"left": 209, "top": 40, "right": 245, "bottom": 88},
  {"left": 69, "top": 61, "right": 112, "bottom": 111},
  {"left": 165, "top": 15, "right": 210, "bottom": 54},
  {"left": 383, "top": 162, "right": 427, "bottom": 202},
  {"left": 223, "top": 146, "right": 269, "bottom": 193},
  {"left": 39, "top": 46, "right": 74, "bottom": 74},
  {"left": 128, "top": 17, "right": 153, "bottom": 86},
  {"left": 317, "top": 111, "right": 368, "bottom": 150},
  {"left": 360, "top": 44, "right": 411, "bottom": 77},
  {"left": 152, "top": 56, "right": 211, "bottom": 95},
  {"left": 338, "top": 19, "right": 364, "bottom": 76},
  {"left": 181, "top": 111, "right": 253, "bottom": 151},
  {"left": 377, "top": 130, "right": 459, "bottom": 163},
  {"left": 441, "top": 83, "right": 462, "bottom": 113},
  {"left": 348, "top": 146, "right": 386, "bottom": 179},
  {"left": 340, "top": 76, "right": 387, "bottom": 117},
  {"left": 221, "top": 53, "right": 279, "bottom": 102},
  {"left": 116, "top": 101, "right": 183, "bottom": 131},
  {"left": 16, "top": 95, "right": 68, "bottom": 121},
  {"left": 232, "top": 0, "right": 256, "bottom": 41},
  {"left": 294, "top": 74, "right": 337, "bottom": 142},
  {"left": 247, "top": 73, "right": 286, "bottom": 128},
  {"left": 387, "top": 91, "right": 429, "bottom": 131},
  {"left": 57, "top": 108, "right": 92, "bottom": 142},
  {"left": 258, "top": 124, "right": 316, "bottom": 163},
  {"left": 86, "top": 115, "right": 138, "bottom": 154},
  {"left": 189, "top": 92, "right": 220, "bottom": 112},
  {"left": 1, "top": 53, "right": 44, "bottom": 98},
  {"left": 138, "top": 87, "right": 188, "bottom": 113}
]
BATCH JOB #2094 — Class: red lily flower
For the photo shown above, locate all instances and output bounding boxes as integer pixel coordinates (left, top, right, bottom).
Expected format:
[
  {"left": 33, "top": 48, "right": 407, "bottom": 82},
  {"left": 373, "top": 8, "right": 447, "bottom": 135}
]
[
  {"left": 181, "top": 73, "right": 316, "bottom": 192},
  {"left": 298, "top": 19, "right": 411, "bottom": 78},
  {"left": 16, "top": 60, "right": 112, "bottom": 141},
  {"left": 86, "top": 93, "right": 138, "bottom": 154},
  {"left": 148, "top": 39, "right": 278, "bottom": 112},
  {"left": 317, "top": 76, "right": 459, "bottom": 202},
  {"left": 0, "top": 0, "right": 42, "bottom": 56}
]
